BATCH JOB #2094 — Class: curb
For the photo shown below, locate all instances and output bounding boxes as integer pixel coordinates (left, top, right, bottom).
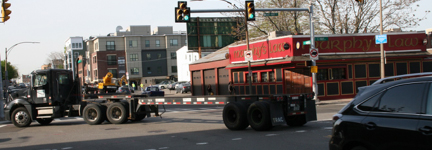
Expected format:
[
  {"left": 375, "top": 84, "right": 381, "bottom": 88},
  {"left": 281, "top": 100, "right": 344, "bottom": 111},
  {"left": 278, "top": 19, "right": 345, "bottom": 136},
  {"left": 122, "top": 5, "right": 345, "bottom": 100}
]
[
  {"left": 0, "top": 121, "right": 10, "bottom": 124},
  {"left": 315, "top": 99, "right": 352, "bottom": 106}
]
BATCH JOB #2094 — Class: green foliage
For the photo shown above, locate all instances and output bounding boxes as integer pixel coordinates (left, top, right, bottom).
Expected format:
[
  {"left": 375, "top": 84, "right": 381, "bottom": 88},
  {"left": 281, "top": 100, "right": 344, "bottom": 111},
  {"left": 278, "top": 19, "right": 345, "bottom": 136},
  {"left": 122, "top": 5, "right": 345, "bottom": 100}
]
[{"left": 1, "top": 60, "right": 19, "bottom": 80}]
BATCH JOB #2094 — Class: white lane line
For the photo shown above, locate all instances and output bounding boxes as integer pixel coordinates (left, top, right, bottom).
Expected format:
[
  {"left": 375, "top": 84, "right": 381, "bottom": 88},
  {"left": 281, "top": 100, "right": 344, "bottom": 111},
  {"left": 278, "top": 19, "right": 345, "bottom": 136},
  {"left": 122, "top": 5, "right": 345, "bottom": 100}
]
[
  {"left": 232, "top": 138, "right": 242, "bottom": 140},
  {"left": 0, "top": 125, "right": 7, "bottom": 128},
  {"left": 323, "top": 127, "right": 333, "bottom": 130},
  {"left": 159, "top": 147, "right": 169, "bottom": 149},
  {"left": 196, "top": 142, "right": 208, "bottom": 145},
  {"left": 265, "top": 134, "right": 278, "bottom": 136},
  {"left": 296, "top": 130, "right": 306, "bottom": 133},
  {"left": 62, "top": 147, "right": 73, "bottom": 150}
]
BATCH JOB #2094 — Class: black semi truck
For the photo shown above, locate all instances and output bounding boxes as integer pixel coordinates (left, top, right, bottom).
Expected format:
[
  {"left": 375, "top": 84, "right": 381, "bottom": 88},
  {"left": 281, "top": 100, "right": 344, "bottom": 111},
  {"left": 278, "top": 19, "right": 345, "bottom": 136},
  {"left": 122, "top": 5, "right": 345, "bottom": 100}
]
[{"left": 4, "top": 69, "right": 317, "bottom": 131}]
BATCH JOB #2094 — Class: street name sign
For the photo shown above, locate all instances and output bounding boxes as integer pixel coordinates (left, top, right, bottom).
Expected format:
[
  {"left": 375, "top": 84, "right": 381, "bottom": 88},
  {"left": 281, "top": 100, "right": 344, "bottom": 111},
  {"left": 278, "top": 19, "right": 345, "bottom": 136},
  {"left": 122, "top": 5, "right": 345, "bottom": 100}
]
[{"left": 375, "top": 34, "right": 387, "bottom": 44}]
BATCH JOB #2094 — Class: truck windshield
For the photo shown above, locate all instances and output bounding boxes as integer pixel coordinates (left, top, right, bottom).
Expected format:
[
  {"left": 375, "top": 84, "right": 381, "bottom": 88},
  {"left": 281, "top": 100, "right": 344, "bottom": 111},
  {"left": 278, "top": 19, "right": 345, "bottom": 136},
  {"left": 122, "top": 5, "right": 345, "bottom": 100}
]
[{"left": 58, "top": 74, "right": 70, "bottom": 85}]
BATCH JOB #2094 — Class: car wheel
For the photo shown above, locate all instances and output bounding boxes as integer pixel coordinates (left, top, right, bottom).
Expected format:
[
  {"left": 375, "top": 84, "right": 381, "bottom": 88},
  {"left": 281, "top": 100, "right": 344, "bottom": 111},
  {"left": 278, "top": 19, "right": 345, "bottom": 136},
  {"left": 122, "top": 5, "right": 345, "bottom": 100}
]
[
  {"left": 106, "top": 102, "right": 128, "bottom": 124},
  {"left": 11, "top": 107, "right": 32, "bottom": 127},
  {"left": 223, "top": 102, "right": 249, "bottom": 130},
  {"left": 83, "top": 104, "right": 106, "bottom": 125},
  {"left": 181, "top": 89, "right": 184, "bottom": 93}
]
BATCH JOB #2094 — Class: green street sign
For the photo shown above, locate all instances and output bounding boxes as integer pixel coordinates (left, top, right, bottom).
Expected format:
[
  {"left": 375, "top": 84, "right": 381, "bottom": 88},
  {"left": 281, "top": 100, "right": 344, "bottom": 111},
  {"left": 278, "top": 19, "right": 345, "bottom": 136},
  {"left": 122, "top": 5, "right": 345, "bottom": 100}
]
[
  {"left": 315, "top": 37, "right": 328, "bottom": 41},
  {"left": 303, "top": 40, "right": 311, "bottom": 45},
  {"left": 263, "top": 13, "right": 278, "bottom": 17}
]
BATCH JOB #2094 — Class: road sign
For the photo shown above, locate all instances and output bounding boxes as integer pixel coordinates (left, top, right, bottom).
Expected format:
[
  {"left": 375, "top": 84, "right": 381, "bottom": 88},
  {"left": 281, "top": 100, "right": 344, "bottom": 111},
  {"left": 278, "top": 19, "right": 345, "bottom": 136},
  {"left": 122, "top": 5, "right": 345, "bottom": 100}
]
[
  {"left": 263, "top": 13, "right": 278, "bottom": 16},
  {"left": 315, "top": 37, "right": 328, "bottom": 41},
  {"left": 375, "top": 34, "right": 387, "bottom": 44},
  {"left": 311, "top": 66, "right": 318, "bottom": 73},
  {"left": 244, "top": 50, "right": 253, "bottom": 61},
  {"left": 303, "top": 40, "right": 311, "bottom": 45},
  {"left": 310, "top": 48, "right": 319, "bottom": 60}
]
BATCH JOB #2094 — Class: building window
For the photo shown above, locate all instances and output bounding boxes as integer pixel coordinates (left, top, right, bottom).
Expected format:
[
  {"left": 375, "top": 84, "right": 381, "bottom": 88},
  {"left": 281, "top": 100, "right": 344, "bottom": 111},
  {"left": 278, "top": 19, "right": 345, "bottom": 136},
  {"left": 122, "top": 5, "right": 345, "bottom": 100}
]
[
  {"left": 93, "top": 56, "right": 97, "bottom": 63},
  {"left": 130, "top": 54, "right": 138, "bottom": 61},
  {"left": 170, "top": 39, "right": 178, "bottom": 46},
  {"left": 74, "top": 52, "right": 79, "bottom": 59},
  {"left": 78, "top": 43, "right": 82, "bottom": 48},
  {"left": 129, "top": 40, "right": 138, "bottom": 47},
  {"left": 156, "top": 40, "right": 160, "bottom": 47},
  {"left": 145, "top": 40, "right": 150, "bottom": 47},
  {"left": 261, "top": 72, "right": 268, "bottom": 82},
  {"left": 108, "top": 69, "right": 118, "bottom": 78},
  {"left": 146, "top": 54, "right": 151, "bottom": 60},
  {"left": 269, "top": 71, "right": 275, "bottom": 82},
  {"left": 158, "top": 54, "right": 162, "bottom": 59},
  {"left": 172, "top": 66, "right": 177, "bottom": 73},
  {"left": 131, "top": 68, "right": 139, "bottom": 75},
  {"left": 106, "top": 41, "right": 115, "bottom": 50},
  {"left": 107, "top": 55, "right": 117, "bottom": 65},
  {"left": 157, "top": 67, "right": 162, "bottom": 73},
  {"left": 317, "top": 68, "right": 347, "bottom": 80},
  {"left": 171, "top": 52, "right": 176, "bottom": 59},
  {"left": 94, "top": 42, "right": 99, "bottom": 50}
]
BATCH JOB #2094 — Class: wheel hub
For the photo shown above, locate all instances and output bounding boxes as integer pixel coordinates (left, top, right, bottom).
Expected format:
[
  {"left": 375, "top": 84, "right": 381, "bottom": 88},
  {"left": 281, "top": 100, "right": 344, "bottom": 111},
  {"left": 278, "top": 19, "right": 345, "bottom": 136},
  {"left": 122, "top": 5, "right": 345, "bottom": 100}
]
[{"left": 15, "top": 111, "right": 28, "bottom": 124}]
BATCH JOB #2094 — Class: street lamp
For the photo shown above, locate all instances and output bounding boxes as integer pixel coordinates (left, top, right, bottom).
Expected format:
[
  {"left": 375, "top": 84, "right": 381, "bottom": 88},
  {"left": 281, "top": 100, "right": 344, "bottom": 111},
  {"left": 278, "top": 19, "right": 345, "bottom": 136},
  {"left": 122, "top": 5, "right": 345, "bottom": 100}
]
[{"left": 3, "top": 41, "right": 39, "bottom": 99}]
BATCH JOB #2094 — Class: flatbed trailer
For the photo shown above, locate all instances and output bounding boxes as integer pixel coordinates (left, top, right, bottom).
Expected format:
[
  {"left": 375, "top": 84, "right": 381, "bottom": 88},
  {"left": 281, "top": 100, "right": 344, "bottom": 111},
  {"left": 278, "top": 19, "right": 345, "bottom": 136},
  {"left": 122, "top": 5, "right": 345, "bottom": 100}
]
[{"left": 4, "top": 69, "right": 317, "bottom": 131}]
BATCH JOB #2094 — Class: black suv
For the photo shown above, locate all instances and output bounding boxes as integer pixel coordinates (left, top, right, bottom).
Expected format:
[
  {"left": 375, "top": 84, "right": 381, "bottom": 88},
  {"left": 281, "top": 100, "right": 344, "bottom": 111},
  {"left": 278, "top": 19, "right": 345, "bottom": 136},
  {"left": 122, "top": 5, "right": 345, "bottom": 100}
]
[{"left": 330, "top": 73, "right": 432, "bottom": 150}]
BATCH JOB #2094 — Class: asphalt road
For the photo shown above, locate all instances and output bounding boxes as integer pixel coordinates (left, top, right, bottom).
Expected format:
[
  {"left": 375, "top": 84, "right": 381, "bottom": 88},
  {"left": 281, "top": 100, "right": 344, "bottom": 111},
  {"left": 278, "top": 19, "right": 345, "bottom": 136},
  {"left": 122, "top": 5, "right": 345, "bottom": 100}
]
[{"left": 0, "top": 102, "right": 346, "bottom": 150}]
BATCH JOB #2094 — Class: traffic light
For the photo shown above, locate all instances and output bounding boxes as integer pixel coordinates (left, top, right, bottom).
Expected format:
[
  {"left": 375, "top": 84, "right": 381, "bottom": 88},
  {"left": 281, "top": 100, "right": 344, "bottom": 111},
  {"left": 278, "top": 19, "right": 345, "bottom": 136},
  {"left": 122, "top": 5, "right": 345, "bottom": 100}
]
[
  {"left": 245, "top": 0, "right": 255, "bottom": 21},
  {"left": 1, "top": 0, "right": 11, "bottom": 22},
  {"left": 175, "top": 1, "right": 190, "bottom": 23}
]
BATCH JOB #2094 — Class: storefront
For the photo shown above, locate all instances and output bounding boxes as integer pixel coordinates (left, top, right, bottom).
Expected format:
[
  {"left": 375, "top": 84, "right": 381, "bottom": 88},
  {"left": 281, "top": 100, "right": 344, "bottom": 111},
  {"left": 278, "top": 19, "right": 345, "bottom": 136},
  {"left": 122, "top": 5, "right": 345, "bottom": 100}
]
[{"left": 190, "top": 32, "right": 429, "bottom": 100}]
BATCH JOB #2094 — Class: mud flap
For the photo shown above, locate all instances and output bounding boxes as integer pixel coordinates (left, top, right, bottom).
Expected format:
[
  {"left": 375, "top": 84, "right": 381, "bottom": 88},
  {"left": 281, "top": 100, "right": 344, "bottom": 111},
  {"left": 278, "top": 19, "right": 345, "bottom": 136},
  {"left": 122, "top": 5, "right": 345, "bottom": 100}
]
[
  {"left": 305, "top": 100, "right": 317, "bottom": 121},
  {"left": 268, "top": 102, "right": 287, "bottom": 126}
]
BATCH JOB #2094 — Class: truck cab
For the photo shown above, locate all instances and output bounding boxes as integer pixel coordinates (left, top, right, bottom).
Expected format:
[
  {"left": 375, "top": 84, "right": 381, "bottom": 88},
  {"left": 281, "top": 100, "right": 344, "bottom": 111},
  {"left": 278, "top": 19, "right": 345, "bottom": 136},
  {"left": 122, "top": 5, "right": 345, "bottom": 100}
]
[{"left": 4, "top": 69, "right": 81, "bottom": 127}]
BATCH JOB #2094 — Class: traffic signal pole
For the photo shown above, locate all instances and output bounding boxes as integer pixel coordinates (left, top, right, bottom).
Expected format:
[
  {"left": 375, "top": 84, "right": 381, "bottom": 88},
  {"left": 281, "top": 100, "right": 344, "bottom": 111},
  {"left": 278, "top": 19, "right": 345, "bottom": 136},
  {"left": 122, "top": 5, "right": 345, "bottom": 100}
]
[{"left": 188, "top": 5, "right": 318, "bottom": 100}]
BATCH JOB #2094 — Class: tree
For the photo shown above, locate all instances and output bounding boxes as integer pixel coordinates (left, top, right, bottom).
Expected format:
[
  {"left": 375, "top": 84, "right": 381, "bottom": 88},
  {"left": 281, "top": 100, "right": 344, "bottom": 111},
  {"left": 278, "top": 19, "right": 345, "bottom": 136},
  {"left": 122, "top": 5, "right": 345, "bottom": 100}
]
[
  {"left": 46, "top": 51, "right": 65, "bottom": 69},
  {"left": 314, "top": 0, "right": 429, "bottom": 34},
  {"left": 1, "top": 60, "right": 19, "bottom": 80}
]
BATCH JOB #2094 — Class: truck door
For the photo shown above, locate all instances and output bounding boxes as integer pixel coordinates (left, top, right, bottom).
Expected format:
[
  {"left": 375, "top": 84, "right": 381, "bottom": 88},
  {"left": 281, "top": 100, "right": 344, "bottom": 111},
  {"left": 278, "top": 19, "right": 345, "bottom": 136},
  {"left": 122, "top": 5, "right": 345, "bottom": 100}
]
[
  {"left": 53, "top": 71, "right": 74, "bottom": 104},
  {"left": 32, "top": 73, "right": 50, "bottom": 104}
]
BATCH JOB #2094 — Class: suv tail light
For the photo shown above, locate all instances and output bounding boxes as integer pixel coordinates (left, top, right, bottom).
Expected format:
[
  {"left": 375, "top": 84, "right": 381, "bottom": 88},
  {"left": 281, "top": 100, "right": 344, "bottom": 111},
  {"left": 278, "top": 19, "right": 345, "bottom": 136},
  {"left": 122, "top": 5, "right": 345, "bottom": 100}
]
[{"left": 332, "top": 113, "right": 342, "bottom": 121}]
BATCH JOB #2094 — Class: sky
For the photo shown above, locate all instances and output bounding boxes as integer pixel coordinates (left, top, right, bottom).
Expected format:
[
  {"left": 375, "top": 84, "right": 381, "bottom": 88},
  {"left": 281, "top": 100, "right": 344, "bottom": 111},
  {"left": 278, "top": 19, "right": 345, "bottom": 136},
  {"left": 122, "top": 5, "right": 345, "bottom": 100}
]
[{"left": 0, "top": 0, "right": 430, "bottom": 78}]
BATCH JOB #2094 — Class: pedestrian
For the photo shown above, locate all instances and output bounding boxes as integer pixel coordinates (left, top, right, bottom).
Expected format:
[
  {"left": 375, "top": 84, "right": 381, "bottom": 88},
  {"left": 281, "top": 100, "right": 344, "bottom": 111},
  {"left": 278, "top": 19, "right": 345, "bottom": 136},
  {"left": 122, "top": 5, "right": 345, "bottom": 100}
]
[
  {"left": 132, "top": 83, "right": 136, "bottom": 90},
  {"left": 140, "top": 83, "right": 144, "bottom": 91},
  {"left": 228, "top": 81, "right": 236, "bottom": 95},
  {"left": 207, "top": 85, "right": 213, "bottom": 95}
]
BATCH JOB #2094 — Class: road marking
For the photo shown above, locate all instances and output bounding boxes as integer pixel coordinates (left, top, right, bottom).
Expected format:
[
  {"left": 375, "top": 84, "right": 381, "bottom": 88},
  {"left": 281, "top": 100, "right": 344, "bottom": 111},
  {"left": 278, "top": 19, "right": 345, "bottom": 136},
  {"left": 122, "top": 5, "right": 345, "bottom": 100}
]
[
  {"left": 196, "top": 142, "right": 208, "bottom": 145},
  {"left": 265, "top": 134, "right": 278, "bottom": 136},
  {"left": 296, "top": 130, "right": 306, "bottom": 132},
  {"left": 0, "top": 125, "right": 6, "bottom": 128},
  {"left": 62, "top": 147, "right": 73, "bottom": 149},
  {"left": 323, "top": 127, "right": 333, "bottom": 130},
  {"left": 159, "top": 147, "right": 169, "bottom": 149},
  {"left": 232, "top": 138, "right": 242, "bottom": 140}
]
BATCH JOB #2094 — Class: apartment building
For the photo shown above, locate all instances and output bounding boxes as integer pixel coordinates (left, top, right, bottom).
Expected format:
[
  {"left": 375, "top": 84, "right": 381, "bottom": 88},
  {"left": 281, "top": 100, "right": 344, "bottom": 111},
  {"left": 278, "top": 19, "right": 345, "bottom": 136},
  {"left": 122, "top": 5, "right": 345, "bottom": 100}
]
[
  {"left": 85, "top": 25, "right": 186, "bottom": 87},
  {"left": 64, "top": 37, "right": 86, "bottom": 80}
]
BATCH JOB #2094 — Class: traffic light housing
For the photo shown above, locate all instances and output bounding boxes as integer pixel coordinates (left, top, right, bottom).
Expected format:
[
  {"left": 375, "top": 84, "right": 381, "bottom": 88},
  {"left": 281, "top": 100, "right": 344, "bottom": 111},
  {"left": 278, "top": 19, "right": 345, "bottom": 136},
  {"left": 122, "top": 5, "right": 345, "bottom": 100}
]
[
  {"left": 245, "top": 0, "right": 255, "bottom": 21},
  {"left": 175, "top": 1, "right": 190, "bottom": 23},
  {"left": 1, "top": 0, "right": 11, "bottom": 22}
]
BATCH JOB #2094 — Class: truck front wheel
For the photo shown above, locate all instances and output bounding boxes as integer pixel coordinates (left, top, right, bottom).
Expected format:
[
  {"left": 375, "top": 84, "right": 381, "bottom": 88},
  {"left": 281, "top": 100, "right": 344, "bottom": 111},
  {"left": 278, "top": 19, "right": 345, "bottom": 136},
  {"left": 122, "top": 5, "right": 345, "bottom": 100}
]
[
  {"left": 247, "top": 102, "right": 273, "bottom": 131},
  {"left": 11, "top": 107, "right": 32, "bottom": 127},
  {"left": 106, "top": 103, "right": 128, "bottom": 124},
  {"left": 223, "top": 102, "right": 249, "bottom": 130},
  {"left": 36, "top": 118, "right": 53, "bottom": 125},
  {"left": 83, "top": 104, "right": 106, "bottom": 125}
]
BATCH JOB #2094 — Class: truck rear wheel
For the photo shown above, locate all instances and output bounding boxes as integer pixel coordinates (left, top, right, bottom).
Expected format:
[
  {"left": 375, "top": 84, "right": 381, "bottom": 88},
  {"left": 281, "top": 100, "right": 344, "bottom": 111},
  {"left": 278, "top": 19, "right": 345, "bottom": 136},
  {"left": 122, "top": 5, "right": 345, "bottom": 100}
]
[
  {"left": 107, "top": 103, "right": 128, "bottom": 124},
  {"left": 11, "top": 107, "right": 32, "bottom": 127},
  {"left": 223, "top": 102, "right": 249, "bottom": 130},
  {"left": 247, "top": 102, "right": 272, "bottom": 131},
  {"left": 286, "top": 114, "right": 307, "bottom": 127},
  {"left": 36, "top": 118, "right": 53, "bottom": 125},
  {"left": 83, "top": 104, "right": 106, "bottom": 125}
]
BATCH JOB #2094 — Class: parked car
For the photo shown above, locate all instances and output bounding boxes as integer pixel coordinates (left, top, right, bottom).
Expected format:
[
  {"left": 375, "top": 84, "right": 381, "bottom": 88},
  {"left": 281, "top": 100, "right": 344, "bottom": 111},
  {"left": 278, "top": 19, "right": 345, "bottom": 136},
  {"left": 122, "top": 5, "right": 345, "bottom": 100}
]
[
  {"left": 329, "top": 73, "right": 432, "bottom": 150},
  {"left": 168, "top": 82, "right": 179, "bottom": 90},
  {"left": 155, "top": 80, "right": 174, "bottom": 89},
  {"left": 175, "top": 82, "right": 191, "bottom": 93},
  {"left": 141, "top": 86, "right": 164, "bottom": 96},
  {"left": 128, "top": 85, "right": 134, "bottom": 93},
  {"left": 116, "top": 86, "right": 132, "bottom": 94}
]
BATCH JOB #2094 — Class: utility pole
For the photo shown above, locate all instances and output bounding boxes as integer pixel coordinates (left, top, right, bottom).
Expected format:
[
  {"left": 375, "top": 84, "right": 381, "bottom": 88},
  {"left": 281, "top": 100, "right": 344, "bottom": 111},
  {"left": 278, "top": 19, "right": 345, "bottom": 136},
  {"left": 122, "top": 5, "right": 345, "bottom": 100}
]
[{"left": 379, "top": 0, "right": 385, "bottom": 79}]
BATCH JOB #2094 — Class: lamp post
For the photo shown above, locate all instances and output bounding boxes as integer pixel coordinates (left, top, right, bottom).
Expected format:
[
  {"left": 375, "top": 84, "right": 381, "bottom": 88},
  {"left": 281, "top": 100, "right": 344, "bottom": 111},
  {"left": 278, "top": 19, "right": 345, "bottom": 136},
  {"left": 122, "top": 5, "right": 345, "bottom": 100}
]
[{"left": 4, "top": 42, "right": 39, "bottom": 99}]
